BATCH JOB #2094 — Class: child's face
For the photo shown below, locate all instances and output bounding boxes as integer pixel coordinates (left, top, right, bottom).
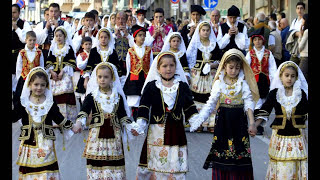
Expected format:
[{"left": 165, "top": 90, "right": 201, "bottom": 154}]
[
  {"left": 253, "top": 37, "right": 263, "bottom": 49},
  {"left": 134, "top": 31, "right": 146, "bottom": 46},
  {"left": 97, "top": 68, "right": 113, "bottom": 89},
  {"left": 84, "top": 17, "right": 95, "bottom": 28},
  {"left": 30, "top": 77, "right": 47, "bottom": 96},
  {"left": 280, "top": 67, "right": 297, "bottom": 88},
  {"left": 26, "top": 36, "right": 37, "bottom": 50},
  {"left": 55, "top": 30, "right": 65, "bottom": 45},
  {"left": 138, "top": 14, "right": 145, "bottom": 22},
  {"left": 111, "top": 15, "right": 116, "bottom": 25},
  {"left": 224, "top": 61, "right": 241, "bottom": 78},
  {"left": 170, "top": 37, "right": 181, "bottom": 50},
  {"left": 199, "top": 25, "right": 211, "bottom": 39},
  {"left": 157, "top": 57, "right": 176, "bottom": 80},
  {"left": 82, "top": 41, "right": 92, "bottom": 52},
  {"left": 99, "top": 32, "right": 109, "bottom": 47},
  {"left": 104, "top": 18, "right": 108, "bottom": 27},
  {"left": 154, "top": 12, "right": 164, "bottom": 25}
]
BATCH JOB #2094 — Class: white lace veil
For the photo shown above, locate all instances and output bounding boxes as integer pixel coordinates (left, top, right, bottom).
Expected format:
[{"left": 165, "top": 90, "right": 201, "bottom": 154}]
[
  {"left": 85, "top": 62, "right": 131, "bottom": 117},
  {"left": 160, "top": 32, "right": 186, "bottom": 58},
  {"left": 107, "top": 12, "right": 116, "bottom": 29},
  {"left": 141, "top": 51, "right": 188, "bottom": 94},
  {"left": 94, "top": 27, "right": 115, "bottom": 51},
  {"left": 49, "top": 26, "right": 76, "bottom": 57},
  {"left": 186, "top": 21, "right": 217, "bottom": 69},
  {"left": 270, "top": 61, "right": 308, "bottom": 99},
  {"left": 101, "top": 14, "right": 109, "bottom": 28},
  {"left": 20, "top": 67, "right": 54, "bottom": 110}
]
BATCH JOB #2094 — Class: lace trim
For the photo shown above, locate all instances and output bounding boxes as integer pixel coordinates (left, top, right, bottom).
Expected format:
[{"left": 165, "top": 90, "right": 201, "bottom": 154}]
[{"left": 91, "top": 87, "right": 119, "bottom": 113}]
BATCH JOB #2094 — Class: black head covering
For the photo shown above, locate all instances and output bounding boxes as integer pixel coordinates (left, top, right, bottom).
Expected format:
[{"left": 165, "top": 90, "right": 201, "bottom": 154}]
[
  {"left": 131, "top": 24, "right": 147, "bottom": 37},
  {"left": 66, "top": 15, "right": 73, "bottom": 19},
  {"left": 136, "top": 9, "right": 147, "bottom": 16},
  {"left": 227, "top": 5, "right": 240, "bottom": 17},
  {"left": 191, "top": 5, "right": 206, "bottom": 15}
]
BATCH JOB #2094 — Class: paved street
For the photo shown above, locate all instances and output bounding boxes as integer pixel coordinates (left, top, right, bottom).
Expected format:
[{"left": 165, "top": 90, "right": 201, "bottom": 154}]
[{"left": 12, "top": 112, "right": 298, "bottom": 180}]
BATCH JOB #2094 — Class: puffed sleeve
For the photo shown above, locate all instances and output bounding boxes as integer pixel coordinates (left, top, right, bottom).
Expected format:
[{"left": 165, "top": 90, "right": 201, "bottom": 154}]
[{"left": 242, "top": 80, "right": 255, "bottom": 112}]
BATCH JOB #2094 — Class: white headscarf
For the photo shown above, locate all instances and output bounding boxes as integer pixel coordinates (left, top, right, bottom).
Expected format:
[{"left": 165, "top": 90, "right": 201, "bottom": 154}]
[
  {"left": 107, "top": 12, "right": 116, "bottom": 29},
  {"left": 94, "top": 27, "right": 115, "bottom": 58},
  {"left": 160, "top": 32, "right": 186, "bottom": 59},
  {"left": 269, "top": 61, "right": 308, "bottom": 119},
  {"left": 49, "top": 26, "right": 76, "bottom": 58},
  {"left": 86, "top": 62, "right": 131, "bottom": 117},
  {"left": 101, "top": 14, "right": 110, "bottom": 28},
  {"left": 141, "top": 51, "right": 188, "bottom": 94},
  {"left": 20, "top": 67, "right": 54, "bottom": 115},
  {"left": 186, "top": 21, "right": 217, "bottom": 69}
]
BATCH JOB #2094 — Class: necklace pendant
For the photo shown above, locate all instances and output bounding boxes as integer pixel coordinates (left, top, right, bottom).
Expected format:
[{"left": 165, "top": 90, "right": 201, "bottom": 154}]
[{"left": 107, "top": 96, "right": 110, "bottom": 100}]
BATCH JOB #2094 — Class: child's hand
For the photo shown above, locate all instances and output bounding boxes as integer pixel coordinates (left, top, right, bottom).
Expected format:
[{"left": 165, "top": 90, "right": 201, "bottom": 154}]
[
  {"left": 51, "top": 71, "right": 58, "bottom": 81},
  {"left": 248, "top": 124, "right": 257, "bottom": 137},
  {"left": 131, "top": 129, "right": 139, "bottom": 136},
  {"left": 72, "top": 121, "right": 82, "bottom": 133},
  {"left": 58, "top": 71, "right": 64, "bottom": 80}
]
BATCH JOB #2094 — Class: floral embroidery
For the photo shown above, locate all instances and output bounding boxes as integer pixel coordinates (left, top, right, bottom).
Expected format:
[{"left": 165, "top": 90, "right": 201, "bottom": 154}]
[
  {"left": 299, "top": 142, "right": 304, "bottom": 151},
  {"left": 159, "top": 147, "right": 168, "bottom": 165},
  {"left": 287, "top": 143, "right": 292, "bottom": 152},
  {"left": 225, "top": 98, "right": 232, "bottom": 104},
  {"left": 154, "top": 138, "right": 163, "bottom": 146},
  {"left": 37, "top": 149, "right": 46, "bottom": 158}
]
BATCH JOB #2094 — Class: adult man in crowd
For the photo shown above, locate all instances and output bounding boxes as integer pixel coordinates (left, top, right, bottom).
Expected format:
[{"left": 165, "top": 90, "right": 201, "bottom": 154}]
[
  {"left": 248, "top": 12, "right": 271, "bottom": 51},
  {"left": 179, "top": 5, "right": 206, "bottom": 48}
]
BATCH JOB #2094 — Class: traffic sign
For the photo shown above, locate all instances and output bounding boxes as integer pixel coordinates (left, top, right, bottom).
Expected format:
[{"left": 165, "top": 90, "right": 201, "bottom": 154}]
[
  {"left": 170, "top": 0, "right": 180, "bottom": 4},
  {"left": 16, "top": 0, "right": 25, "bottom": 9},
  {"left": 203, "top": 0, "right": 218, "bottom": 9}
]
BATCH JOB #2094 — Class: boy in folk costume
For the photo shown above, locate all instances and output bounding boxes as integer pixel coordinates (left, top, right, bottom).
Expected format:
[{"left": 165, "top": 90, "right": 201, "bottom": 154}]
[
  {"left": 13, "top": 31, "right": 44, "bottom": 109},
  {"left": 148, "top": 8, "right": 173, "bottom": 57},
  {"left": 123, "top": 25, "right": 153, "bottom": 120},
  {"left": 75, "top": 36, "right": 93, "bottom": 106},
  {"left": 246, "top": 28, "right": 277, "bottom": 135}
]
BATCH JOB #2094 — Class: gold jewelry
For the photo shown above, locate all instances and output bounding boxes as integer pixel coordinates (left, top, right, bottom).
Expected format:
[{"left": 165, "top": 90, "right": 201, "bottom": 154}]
[
  {"left": 100, "top": 87, "right": 111, "bottom": 94},
  {"left": 200, "top": 37, "right": 210, "bottom": 44},
  {"left": 170, "top": 48, "right": 178, "bottom": 53},
  {"left": 31, "top": 93, "right": 43, "bottom": 104}
]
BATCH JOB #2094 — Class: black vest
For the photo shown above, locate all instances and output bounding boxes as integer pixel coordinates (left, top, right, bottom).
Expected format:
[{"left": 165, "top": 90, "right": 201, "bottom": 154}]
[
  {"left": 43, "top": 20, "right": 65, "bottom": 45},
  {"left": 221, "top": 22, "right": 245, "bottom": 52},
  {"left": 12, "top": 19, "right": 25, "bottom": 50}
]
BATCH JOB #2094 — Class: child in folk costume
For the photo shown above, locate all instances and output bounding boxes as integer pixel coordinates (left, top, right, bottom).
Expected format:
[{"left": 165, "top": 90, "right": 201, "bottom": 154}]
[
  {"left": 13, "top": 31, "right": 44, "bottom": 109},
  {"left": 46, "top": 26, "right": 78, "bottom": 123},
  {"left": 246, "top": 28, "right": 277, "bottom": 136},
  {"left": 186, "top": 21, "right": 221, "bottom": 132},
  {"left": 106, "top": 12, "right": 116, "bottom": 33},
  {"left": 132, "top": 51, "right": 198, "bottom": 179},
  {"left": 123, "top": 25, "right": 153, "bottom": 120},
  {"left": 75, "top": 36, "right": 93, "bottom": 106},
  {"left": 73, "top": 62, "right": 137, "bottom": 180},
  {"left": 254, "top": 61, "right": 308, "bottom": 179},
  {"left": 12, "top": 67, "right": 79, "bottom": 180},
  {"left": 160, "top": 32, "right": 190, "bottom": 81},
  {"left": 189, "top": 48, "right": 260, "bottom": 180},
  {"left": 83, "top": 28, "right": 123, "bottom": 90}
]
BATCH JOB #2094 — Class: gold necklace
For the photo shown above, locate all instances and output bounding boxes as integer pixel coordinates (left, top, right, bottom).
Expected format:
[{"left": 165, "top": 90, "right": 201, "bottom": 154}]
[
  {"left": 31, "top": 93, "right": 42, "bottom": 104},
  {"left": 200, "top": 37, "right": 209, "bottom": 44},
  {"left": 170, "top": 48, "right": 178, "bottom": 53}
]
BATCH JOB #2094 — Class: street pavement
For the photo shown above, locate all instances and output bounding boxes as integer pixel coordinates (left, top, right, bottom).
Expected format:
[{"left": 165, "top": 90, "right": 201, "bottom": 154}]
[{"left": 12, "top": 112, "right": 307, "bottom": 180}]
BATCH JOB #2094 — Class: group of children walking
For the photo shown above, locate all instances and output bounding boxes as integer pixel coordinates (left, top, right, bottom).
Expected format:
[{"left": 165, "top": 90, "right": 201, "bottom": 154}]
[{"left": 12, "top": 10, "right": 308, "bottom": 180}]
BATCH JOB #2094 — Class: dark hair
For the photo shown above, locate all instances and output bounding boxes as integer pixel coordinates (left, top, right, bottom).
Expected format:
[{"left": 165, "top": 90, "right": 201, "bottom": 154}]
[
  {"left": 12, "top": 4, "right": 20, "bottom": 13},
  {"left": 49, "top": 3, "right": 60, "bottom": 10},
  {"left": 90, "top": 9, "right": 99, "bottom": 16},
  {"left": 280, "top": 12, "right": 286, "bottom": 18},
  {"left": 26, "top": 31, "right": 37, "bottom": 39},
  {"left": 84, "top": 12, "right": 95, "bottom": 20},
  {"left": 44, "top": 8, "right": 49, "bottom": 13},
  {"left": 296, "top": 2, "right": 305, "bottom": 9},
  {"left": 224, "top": 55, "right": 243, "bottom": 68},
  {"left": 29, "top": 71, "right": 49, "bottom": 88},
  {"left": 157, "top": 54, "right": 176, "bottom": 69},
  {"left": 154, "top": 8, "right": 164, "bottom": 16},
  {"left": 166, "top": 18, "right": 171, "bottom": 22},
  {"left": 81, "top": 36, "right": 92, "bottom": 44},
  {"left": 302, "top": 13, "right": 308, "bottom": 30},
  {"left": 270, "top": 13, "right": 277, "bottom": 21}
]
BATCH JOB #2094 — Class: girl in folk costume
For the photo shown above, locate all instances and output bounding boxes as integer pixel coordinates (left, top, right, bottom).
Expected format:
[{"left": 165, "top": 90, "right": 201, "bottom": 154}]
[
  {"left": 13, "top": 31, "right": 44, "bottom": 109},
  {"left": 123, "top": 25, "right": 153, "bottom": 120},
  {"left": 132, "top": 52, "right": 198, "bottom": 180},
  {"left": 246, "top": 29, "right": 277, "bottom": 110},
  {"left": 160, "top": 32, "right": 190, "bottom": 81},
  {"left": 46, "top": 26, "right": 78, "bottom": 123},
  {"left": 189, "top": 49, "right": 260, "bottom": 180},
  {"left": 75, "top": 36, "right": 93, "bottom": 106},
  {"left": 73, "top": 62, "right": 137, "bottom": 180},
  {"left": 83, "top": 28, "right": 123, "bottom": 90},
  {"left": 254, "top": 61, "right": 308, "bottom": 179},
  {"left": 101, "top": 14, "right": 110, "bottom": 28},
  {"left": 106, "top": 12, "right": 116, "bottom": 33},
  {"left": 186, "top": 21, "right": 221, "bottom": 132},
  {"left": 12, "top": 67, "right": 78, "bottom": 180}
]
